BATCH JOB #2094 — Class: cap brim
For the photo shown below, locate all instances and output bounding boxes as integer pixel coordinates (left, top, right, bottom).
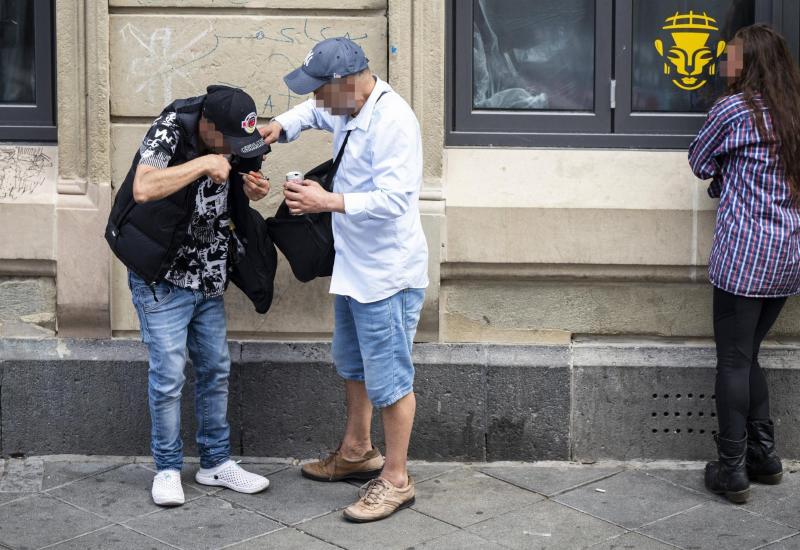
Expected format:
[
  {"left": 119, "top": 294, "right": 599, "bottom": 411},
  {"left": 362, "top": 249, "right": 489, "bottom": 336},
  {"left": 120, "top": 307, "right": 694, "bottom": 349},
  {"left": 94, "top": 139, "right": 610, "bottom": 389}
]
[
  {"left": 283, "top": 66, "right": 330, "bottom": 95},
  {"left": 225, "top": 134, "right": 269, "bottom": 158}
]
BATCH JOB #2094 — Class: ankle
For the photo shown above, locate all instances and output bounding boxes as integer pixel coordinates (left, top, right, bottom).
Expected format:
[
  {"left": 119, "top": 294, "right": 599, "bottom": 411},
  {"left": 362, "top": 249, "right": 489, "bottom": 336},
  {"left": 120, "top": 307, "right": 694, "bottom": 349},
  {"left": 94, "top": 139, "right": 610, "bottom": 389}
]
[
  {"left": 380, "top": 471, "right": 408, "bottom": 488},
  {"left": 340, "top": 441, "right": 372, "bottom": 460}
]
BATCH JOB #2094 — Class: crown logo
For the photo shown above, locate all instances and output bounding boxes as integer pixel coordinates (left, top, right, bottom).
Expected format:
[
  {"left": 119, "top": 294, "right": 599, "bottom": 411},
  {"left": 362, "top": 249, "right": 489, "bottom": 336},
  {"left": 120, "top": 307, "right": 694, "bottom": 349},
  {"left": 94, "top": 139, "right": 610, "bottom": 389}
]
[
  {"left": 654, "top": 10, "right": 726, "bottom": 91},
  {"left": 663, "top": 11, "right": 719, "bottom": 31}
]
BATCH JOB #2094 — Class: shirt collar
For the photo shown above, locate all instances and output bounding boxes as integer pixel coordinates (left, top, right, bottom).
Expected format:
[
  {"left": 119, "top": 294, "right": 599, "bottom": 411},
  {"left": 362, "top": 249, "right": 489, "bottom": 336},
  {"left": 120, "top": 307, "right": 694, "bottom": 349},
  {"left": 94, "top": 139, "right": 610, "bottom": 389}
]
[{"left": 344, "top": 76, "right": 391, "bottom": 132}]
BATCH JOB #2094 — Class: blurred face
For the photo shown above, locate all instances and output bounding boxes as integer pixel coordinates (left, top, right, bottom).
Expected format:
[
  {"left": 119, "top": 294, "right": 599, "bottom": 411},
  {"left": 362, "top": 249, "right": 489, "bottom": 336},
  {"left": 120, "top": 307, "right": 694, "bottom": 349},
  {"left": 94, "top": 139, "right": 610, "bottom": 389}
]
[
  {"left": 721, "top": 38, "right": 744, "bottom": 82},
  {"left": 198, "top": 117, "right": 231, "bottom": 154},
  {"left": 313, "top": 76, "right": 358, "bottom": 116}
]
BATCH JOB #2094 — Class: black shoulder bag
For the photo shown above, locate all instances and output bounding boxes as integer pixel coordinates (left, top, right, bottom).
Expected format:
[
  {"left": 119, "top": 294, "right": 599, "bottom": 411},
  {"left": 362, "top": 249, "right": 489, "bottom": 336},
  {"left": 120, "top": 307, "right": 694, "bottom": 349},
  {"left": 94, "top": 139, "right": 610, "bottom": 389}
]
[
  {"left": 265, "top": 131, "right": 351, "bottom": 282},
  {"left": 266, "top": 91, "right": 388, "bottom": 283}
]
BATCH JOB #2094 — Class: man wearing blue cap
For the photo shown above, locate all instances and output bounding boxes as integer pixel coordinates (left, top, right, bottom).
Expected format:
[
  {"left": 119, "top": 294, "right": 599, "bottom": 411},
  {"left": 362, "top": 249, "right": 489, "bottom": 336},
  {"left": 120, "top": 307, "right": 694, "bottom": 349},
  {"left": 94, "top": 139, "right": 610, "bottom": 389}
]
[{"left": 260, "top": 37, "right": 428, "bottom": 522}]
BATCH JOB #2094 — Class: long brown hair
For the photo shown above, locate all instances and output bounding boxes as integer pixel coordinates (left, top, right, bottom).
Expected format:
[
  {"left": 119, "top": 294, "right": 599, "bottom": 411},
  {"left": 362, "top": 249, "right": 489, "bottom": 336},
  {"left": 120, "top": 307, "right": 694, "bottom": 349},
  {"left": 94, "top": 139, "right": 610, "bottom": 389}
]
[{"left": 727, "top": 24, "right": 800, "bottom": 198}]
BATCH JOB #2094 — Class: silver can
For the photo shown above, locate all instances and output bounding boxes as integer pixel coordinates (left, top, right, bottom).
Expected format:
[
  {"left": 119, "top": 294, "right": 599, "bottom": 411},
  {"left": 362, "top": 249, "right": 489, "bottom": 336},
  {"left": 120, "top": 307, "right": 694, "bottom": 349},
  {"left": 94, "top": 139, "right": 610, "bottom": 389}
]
[
  {"left": 285, "top": 171, "right": 304, "bottom": 216},
  {"left": 285, "top": 171, "right": 303, "bottom": 184}
]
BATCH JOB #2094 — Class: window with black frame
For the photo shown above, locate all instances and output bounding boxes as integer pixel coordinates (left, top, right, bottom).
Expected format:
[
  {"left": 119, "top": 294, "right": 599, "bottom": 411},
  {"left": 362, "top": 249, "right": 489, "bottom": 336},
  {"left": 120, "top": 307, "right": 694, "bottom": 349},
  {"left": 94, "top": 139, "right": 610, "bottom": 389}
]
[
  {"left": 0, "top": 0, "right": 55, "bottom": 142},
  {"left": 447, "top": 0, "right": 800, "bottom": 148}
]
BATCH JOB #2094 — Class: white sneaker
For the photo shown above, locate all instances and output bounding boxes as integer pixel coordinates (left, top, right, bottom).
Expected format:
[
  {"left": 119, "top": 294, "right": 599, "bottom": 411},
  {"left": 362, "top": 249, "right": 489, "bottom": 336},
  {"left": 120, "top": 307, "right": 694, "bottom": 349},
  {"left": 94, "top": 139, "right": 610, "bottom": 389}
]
[
  {"left": 195, "top": 460, "right": 270, "bottom": 494},
  {"left": 152, "top": 469, "right": 185, "bottom": 506}
]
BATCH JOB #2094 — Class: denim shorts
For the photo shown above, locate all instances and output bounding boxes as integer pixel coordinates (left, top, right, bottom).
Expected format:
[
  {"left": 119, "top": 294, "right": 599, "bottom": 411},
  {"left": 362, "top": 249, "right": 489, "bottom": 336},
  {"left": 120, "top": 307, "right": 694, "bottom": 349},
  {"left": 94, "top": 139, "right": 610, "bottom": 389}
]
[{"left": 332, "top": 288, "right": 425, "bottom": 408}]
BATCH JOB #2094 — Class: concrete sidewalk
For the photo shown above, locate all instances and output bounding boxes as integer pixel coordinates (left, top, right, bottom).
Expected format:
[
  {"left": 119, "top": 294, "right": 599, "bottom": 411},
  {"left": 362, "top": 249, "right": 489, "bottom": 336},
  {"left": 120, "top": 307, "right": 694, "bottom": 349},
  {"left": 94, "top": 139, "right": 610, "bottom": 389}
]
[{"left": 1, "top": 457, "right": 799, "bottom": 550}]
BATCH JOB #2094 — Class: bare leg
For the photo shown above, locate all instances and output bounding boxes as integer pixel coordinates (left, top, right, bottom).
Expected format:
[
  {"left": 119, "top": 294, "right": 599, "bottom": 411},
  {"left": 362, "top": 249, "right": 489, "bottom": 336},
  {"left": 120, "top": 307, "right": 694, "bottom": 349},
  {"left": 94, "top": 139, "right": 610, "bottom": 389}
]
[
  {"left": 380, "top": 392, "right": 416, "bottom": 487},
  {"left": 340, "top": 380, "right": 374, "bottom": 459}
]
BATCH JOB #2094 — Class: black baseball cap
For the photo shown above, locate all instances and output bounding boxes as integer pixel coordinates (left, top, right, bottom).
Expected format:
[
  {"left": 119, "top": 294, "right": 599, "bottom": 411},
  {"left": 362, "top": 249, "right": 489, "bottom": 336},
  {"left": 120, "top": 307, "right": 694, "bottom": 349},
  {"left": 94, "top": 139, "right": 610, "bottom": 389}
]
[
  {"left": 202, "top": 85, "right": 268, "bottom": 158},
  {"left": 284, "top": 37, "right": 370, "bottom": 95}
]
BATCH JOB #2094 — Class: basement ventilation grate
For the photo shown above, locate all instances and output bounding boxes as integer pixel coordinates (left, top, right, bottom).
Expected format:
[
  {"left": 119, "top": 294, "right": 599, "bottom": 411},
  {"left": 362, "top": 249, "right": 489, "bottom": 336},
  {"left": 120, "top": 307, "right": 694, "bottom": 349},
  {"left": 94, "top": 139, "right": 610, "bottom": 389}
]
[{"left": 650, "top": 392, "right": 718, "bottom": 436}]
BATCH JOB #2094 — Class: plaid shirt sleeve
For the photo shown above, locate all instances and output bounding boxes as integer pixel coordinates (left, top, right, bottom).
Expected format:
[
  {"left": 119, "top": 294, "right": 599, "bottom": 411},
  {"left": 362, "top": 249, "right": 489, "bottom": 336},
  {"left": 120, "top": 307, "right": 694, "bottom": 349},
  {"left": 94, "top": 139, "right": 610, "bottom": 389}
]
[{"left": 689, "top": 101, "right": 737, "bottom": 198}]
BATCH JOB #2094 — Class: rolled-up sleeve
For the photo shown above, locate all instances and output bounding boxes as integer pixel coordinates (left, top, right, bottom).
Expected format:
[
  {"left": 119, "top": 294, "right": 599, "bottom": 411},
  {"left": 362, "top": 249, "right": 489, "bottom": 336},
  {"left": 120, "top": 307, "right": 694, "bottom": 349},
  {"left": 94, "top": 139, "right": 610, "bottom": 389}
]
[
  {"left": 343, "top": 116, "right": 421, "bottom": 221},
  {"left": 274, "top": 99, "right": 335, "bottom": 142}
]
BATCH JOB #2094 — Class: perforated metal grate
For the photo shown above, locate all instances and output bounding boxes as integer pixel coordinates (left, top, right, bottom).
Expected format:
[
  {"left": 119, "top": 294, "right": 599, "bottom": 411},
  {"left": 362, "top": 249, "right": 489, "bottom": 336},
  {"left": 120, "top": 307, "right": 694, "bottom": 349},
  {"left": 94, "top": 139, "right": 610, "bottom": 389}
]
[{"left": 650, "top": 392, "right": 717, "bottom": 436}]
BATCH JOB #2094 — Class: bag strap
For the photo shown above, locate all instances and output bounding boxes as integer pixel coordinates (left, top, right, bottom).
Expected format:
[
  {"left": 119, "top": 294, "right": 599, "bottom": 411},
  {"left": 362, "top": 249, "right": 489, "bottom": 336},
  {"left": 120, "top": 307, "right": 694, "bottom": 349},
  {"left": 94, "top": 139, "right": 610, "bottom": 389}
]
[{"left": 323, "top": 90, "right": 390, "bottom": 191}]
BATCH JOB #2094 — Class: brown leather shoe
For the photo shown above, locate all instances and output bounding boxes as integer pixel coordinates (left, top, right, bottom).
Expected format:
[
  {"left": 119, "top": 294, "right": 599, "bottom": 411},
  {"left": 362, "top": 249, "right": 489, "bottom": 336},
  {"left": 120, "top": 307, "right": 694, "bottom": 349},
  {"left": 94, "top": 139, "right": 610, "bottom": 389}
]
[
  {"left": 301, "top": 446, "right": 384, "bottom": 482},
  {"left": 343, "top": 477, "right": 415, "bottom": 523}
]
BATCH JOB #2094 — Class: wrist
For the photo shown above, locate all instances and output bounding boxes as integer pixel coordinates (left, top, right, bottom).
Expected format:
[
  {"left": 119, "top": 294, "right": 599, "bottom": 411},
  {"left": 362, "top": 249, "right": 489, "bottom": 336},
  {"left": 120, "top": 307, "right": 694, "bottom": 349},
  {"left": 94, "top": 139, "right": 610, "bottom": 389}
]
[{"left": 328, "top": 192, "right": 345, "bottom": 213}]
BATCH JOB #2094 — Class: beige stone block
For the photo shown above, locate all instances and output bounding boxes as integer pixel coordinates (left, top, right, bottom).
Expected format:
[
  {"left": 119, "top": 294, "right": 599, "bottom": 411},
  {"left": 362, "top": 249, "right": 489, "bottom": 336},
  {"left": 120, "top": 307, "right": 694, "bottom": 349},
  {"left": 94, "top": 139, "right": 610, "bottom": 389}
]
[
  {"left": 110, "top": 0, "right": 386, "bottom": 8},
  {"left": 111, "top": 256, "right": 139, "bottom": 332},
  {"left": 0, "top": 203, "right": 56, "bottom": 260},
  {"left": 442, "top": 281, "right": 707, "bottom": 339},
  {"left": 226, "top": 259, "right": 333, "bottom": 336},
  {"left": 442, "top": 279, "right": 800, "bottom": 340},
  {"left": 445, "top": 148, "right": 705, "bottom": 211},
  {"left": 696, "top": 208, "right": 717, "bottom": 266},
  {"left": 0, "top": 146, "right": 57, "bottom": 204},
  {"left": 446, "top": 207, "right": 694, "bottom": 266},
  {"left": 110, "top": 14, "right": 387, "bottom": 117},
  {"left": 417, "top": 204, "right": 443, "bottom": 341},
  {"left": 56, "top": 186, "right": 113, "bottom": 337}
]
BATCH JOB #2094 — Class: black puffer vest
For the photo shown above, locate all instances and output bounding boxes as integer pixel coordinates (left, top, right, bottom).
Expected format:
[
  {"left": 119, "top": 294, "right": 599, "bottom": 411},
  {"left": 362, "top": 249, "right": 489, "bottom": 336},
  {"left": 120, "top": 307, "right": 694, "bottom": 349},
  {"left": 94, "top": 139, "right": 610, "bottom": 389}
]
[{"left": 105, "top": 95, "right": 277, "bottom": 314}]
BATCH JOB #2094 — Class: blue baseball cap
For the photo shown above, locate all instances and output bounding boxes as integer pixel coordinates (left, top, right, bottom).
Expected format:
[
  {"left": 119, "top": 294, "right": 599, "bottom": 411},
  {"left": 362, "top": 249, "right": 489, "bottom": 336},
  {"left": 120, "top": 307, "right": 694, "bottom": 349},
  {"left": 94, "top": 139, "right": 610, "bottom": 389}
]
[{"left": 283, "top": 37, "right": 370, "bottom": 95}]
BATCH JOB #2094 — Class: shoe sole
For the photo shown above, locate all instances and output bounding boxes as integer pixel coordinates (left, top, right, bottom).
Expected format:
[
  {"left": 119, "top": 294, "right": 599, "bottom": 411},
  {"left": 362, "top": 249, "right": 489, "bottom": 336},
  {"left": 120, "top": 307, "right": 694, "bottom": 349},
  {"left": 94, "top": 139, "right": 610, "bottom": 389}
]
[
  {"left": 194, "top": 475, "right": 270, "bottom": 494},
  {"left": 152, "top": 496, "right": 185, "bottom": 507},
  {"left": 301, "top": 467, "right": 383, "bottom": 483},
  {"left": 709, "top": 487, "right": 750, "bottom": 504},
  {"left": 343, "top": 496, "right": 416, "bottom": 523},
  {"left": 750, "top": 472, "right": 783, "bottom": 485}
]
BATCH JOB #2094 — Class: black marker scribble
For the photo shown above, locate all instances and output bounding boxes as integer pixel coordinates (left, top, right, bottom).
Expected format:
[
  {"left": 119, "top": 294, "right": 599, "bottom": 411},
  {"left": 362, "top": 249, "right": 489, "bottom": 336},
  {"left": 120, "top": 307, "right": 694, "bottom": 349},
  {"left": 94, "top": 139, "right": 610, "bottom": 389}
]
[{"left": 0, "top": 147, "right": 53, "bottom": 200}]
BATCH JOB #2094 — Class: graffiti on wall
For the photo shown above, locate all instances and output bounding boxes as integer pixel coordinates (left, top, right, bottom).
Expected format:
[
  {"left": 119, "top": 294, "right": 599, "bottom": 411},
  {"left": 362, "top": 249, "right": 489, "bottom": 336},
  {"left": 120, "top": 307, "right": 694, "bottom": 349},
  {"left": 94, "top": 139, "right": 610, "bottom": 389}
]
[
  {"left": 117, "top": 20, "right": 371, "bottom": 115},
  {"left": 0, "top": 147, "right": 54, "bottom": 201}
]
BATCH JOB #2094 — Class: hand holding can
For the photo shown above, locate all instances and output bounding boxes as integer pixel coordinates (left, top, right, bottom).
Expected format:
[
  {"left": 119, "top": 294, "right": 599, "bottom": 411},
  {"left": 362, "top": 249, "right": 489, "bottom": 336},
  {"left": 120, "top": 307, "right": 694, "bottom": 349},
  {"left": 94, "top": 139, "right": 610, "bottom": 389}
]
[{"left": 285, "top": 171, "right": 304, "bottom": 215}]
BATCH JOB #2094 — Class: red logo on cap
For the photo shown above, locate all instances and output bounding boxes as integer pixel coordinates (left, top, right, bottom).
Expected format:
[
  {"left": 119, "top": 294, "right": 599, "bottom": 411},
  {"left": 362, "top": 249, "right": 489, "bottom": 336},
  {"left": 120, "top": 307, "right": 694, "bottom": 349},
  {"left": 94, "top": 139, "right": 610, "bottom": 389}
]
[{"left": 242, "top": 112, "right": 257, "bottom": 134}]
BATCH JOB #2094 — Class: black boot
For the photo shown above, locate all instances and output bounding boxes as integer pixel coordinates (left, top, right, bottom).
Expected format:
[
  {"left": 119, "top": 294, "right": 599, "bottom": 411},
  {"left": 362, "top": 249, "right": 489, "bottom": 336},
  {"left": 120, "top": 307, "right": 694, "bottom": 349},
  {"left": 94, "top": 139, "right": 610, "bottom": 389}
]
[
  {"left": 747, "top": 419, "right": 783, "bottom": 484},
  {"left": 705, "top": 434, "right": 750, "bottom": 504}
]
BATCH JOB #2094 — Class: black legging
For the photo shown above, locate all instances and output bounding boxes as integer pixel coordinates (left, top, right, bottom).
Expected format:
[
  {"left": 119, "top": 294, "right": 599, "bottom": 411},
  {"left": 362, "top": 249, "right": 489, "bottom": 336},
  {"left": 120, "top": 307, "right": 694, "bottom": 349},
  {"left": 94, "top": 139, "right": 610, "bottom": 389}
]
[{"left": 713, "top": 287, "right": 787, "bottom": 440}]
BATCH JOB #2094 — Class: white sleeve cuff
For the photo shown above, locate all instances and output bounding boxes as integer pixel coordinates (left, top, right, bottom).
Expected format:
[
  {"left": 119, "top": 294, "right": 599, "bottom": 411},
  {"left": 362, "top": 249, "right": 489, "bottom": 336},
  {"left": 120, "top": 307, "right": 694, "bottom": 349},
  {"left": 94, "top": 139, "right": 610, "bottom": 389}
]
[
  {"left": 273, "top": 113, "right": 300, "bottom": 142},
  {"left": 343, "top": 193, "right": 370, "bottom": 221}
]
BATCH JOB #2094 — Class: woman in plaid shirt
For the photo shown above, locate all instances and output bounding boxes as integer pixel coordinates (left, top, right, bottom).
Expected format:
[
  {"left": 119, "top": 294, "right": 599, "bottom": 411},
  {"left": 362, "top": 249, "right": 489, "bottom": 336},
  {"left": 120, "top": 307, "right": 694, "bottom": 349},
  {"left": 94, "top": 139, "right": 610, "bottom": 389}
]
[{"left": 689, "top": 24, "right": 800, "bottom": 504}]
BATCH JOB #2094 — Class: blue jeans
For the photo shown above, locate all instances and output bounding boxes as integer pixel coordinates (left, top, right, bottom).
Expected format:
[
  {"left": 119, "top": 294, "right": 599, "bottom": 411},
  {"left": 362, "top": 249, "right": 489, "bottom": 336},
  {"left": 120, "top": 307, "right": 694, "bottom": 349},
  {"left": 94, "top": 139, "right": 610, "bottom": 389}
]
[
  {"left": 332, "top": 289, "right": 425, "bottom": 408},
  {"left": 128, "top": 271, "right": 231, "bottom": 471}
]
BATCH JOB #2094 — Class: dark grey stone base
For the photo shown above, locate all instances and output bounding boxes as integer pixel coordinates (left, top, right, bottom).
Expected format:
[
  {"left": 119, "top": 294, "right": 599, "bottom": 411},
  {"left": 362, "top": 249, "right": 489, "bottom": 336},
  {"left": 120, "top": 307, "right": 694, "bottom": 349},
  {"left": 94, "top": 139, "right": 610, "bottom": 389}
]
[{"left": 1, "top": 337, "right": 799, "bottom": 461}]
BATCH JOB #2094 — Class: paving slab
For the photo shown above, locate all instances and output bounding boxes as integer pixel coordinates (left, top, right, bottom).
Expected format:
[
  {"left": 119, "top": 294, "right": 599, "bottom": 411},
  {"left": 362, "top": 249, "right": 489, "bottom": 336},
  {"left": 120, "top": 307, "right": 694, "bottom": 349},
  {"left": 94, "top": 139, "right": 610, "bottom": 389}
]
[
  {"left": 555, "top": 470, "right": 709, "bottom": 529},
  {"left": 47, "top": 525, "right": 173, "bottom": 549},
  {"left": 220, "top": 466, "right": 359, "bottom": 525},
  {"left": 0, "top": 494, "right": 110, "bottom": 550},
  {"left": 125, "top": 496, "right": 282, "bottom": 550},
  {"left": 0, "top": 457, "right": 43, "bottom": 492},
  {"left": 763, "top": 534, "right": 800, "bottom": 549},
  {"left": 42, "top": 460, "right": 127, "bottom": 490},
  {"left": 0, "top": 493, "right": 26, "bottom": 506},
  {"left": 638, "top": 499, "right": 798, "bottom": 550},
  {"left": 49, "top": 463, "right": 204, "bottom": 522},
  {"left": 467, "top": 500, "right": 625, "bottom": 549},
  {"left": 225, "top": 527, "right": 340, "bottom": 549},
  {"left": 411, "top": 468, "right": 544, "bottom": 528},
  {"left": 298, "top": 508, "right": 456, "bottom": 550},
  {"left": 411, "top": 530, "right": 507, "bottom": 549},
  {"left": 588, "top": 531, "right": 679, "bottom": 549},
  {"left": 479, "top": 463, "right": 624, "bottom": 496}
]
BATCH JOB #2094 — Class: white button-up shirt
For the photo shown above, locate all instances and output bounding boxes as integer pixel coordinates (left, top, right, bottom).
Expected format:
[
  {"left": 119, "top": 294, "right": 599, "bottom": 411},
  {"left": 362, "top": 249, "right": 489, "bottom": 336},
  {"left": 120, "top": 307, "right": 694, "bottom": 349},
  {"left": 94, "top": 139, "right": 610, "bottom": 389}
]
[{"left": 274, "top": 76, "right": 429, "bottom": 303}]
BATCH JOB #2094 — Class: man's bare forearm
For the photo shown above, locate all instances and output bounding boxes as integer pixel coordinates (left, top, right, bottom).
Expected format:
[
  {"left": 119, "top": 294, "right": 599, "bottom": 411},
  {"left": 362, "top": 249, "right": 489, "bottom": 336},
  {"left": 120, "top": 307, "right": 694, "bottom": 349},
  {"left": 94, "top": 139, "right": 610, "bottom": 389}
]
[{"left": 133, "top": 157, "right": 210, "bottom": 203}]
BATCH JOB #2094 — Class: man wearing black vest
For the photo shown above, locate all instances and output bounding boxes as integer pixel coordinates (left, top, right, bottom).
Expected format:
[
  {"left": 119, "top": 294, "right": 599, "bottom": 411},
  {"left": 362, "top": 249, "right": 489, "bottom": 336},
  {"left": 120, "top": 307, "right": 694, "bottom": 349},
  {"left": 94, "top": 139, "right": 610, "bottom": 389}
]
[{"left": 106, "top": 86, "right": 273, "bottom": 506}]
